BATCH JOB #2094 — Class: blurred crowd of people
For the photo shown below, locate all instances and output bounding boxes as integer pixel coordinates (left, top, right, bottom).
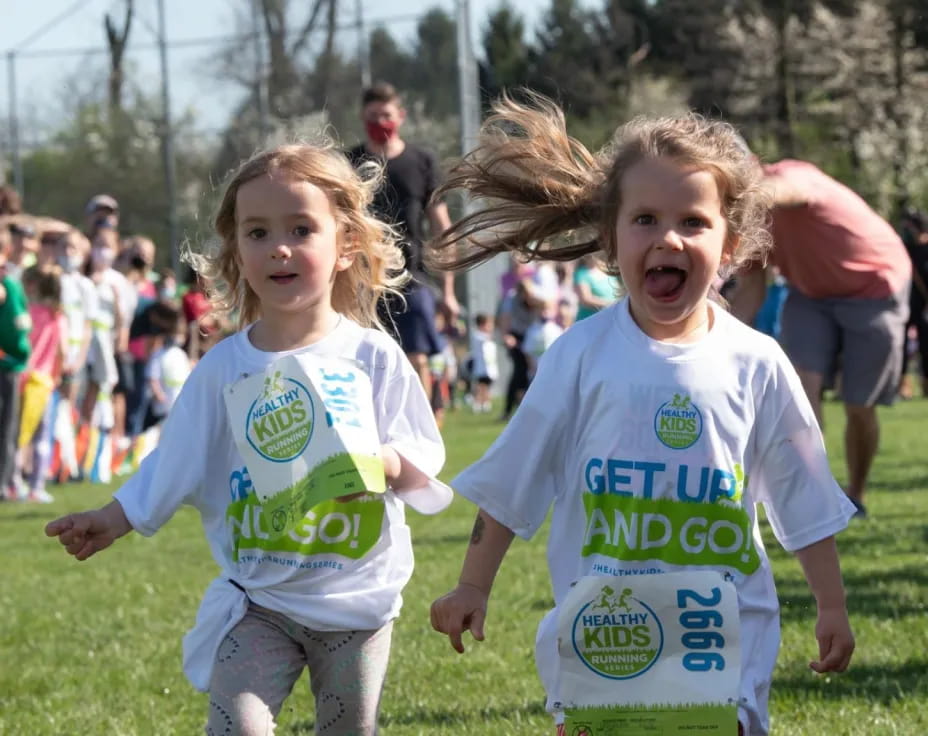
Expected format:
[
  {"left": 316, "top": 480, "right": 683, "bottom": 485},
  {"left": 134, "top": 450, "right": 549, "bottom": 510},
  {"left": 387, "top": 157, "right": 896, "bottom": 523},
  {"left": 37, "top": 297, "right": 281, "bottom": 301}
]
[{"left": 0, "top": 185, "right": 228, "bottom": 502}]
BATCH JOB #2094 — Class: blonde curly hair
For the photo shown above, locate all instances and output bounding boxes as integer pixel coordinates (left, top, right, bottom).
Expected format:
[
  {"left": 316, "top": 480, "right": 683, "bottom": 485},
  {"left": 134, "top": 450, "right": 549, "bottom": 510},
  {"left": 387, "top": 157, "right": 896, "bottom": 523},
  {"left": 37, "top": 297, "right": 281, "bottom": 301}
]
[
  {"left": 429, "top": 91, "right": 771, "bottom": 281},
  {"left": 190, "top": 143, "right": 407, "bottom": 330}
]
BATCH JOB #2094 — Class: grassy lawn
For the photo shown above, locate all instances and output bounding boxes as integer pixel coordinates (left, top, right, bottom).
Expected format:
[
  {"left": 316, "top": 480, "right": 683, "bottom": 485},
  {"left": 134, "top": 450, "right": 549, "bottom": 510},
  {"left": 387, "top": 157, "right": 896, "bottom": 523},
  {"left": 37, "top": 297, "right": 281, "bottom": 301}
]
[{"left": 1, "top": 398, "right": 926, "bottom": 735}]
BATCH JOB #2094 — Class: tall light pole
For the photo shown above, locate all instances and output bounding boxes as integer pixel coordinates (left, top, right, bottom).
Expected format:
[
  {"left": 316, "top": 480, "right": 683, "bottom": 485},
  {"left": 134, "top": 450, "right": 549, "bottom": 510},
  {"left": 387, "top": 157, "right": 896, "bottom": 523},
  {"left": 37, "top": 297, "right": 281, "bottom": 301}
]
[
  {"left": 252, "top": 0, "right": 271, "bottom": 142},
  {"left": 6, "top": 52, "right": 22, "bottom": 194},
  {"left": 4, "top": 0, "right": 87, "bottom": 199},
  {"left": 156, "top": 0, "right": 180, "bottom": 274},
  {"left": 356, "top": 0, "right": 370, "bottom": 88}
]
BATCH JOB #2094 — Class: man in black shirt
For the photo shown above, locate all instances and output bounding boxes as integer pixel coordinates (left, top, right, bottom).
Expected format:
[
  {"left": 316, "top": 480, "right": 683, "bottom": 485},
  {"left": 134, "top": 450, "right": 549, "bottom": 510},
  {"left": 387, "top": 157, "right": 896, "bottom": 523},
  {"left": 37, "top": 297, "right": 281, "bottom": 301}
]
[{"left": 346, "top": 82, "right": 458, "bottom": 399}]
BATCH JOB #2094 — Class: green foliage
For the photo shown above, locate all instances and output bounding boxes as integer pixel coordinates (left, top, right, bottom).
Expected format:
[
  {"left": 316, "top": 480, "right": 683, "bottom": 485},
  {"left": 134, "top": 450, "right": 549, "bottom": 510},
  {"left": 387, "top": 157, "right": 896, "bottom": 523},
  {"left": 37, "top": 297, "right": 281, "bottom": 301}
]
[
  {"left": 2, "top": 400, "right": 928, "bottom": 734},
  {"left": 20, "top": 98, "right": 211, "bottom": 267}
]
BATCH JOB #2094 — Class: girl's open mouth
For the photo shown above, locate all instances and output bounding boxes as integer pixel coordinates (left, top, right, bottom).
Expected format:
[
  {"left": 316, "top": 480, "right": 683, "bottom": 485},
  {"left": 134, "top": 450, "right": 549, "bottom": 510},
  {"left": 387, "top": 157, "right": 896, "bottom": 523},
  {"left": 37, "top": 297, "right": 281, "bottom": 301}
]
[
  {"left": 644, "top": 266, "right": 686, "bottom": 301},
  {"left": 269, "top": 273, "right": 297, "bottom": 285}
]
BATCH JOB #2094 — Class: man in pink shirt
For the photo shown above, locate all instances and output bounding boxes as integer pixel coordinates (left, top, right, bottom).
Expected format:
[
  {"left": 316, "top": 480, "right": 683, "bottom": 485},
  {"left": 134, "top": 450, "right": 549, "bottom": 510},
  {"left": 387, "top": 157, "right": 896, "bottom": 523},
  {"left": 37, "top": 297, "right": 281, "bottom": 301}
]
[{"left": 731, "top": 160, "right": 911, "bottom": 518}]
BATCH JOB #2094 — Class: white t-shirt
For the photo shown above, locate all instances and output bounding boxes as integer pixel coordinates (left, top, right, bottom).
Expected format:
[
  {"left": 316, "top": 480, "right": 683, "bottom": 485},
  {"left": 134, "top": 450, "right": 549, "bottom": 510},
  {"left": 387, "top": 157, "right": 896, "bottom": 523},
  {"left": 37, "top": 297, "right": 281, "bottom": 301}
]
[
  {"left": 452, "top": 298, "right": 854, "bottom": 735},
  {"left": 91, "top": 268, "right": 137, "bottom": 337},
  {"left": 469, "top": 329, "right": 499, "bottom": 381},
  {"left": 146, "top": 343, "right": 191, "bottom": 417},
  {"left": 522, "top": 318, "right": 564, "bottom": 359},
  {"left": 114, "top": 317, "right": 447, "bottom": 690},
  {"left": 60, "top": 272, "right": 95, "bottom": 365}
]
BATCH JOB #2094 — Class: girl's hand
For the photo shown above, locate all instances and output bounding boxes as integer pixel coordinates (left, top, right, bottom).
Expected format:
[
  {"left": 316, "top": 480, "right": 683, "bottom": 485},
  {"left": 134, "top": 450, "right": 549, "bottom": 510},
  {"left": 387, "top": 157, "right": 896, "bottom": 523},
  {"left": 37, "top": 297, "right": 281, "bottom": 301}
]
[
  {"left": 44, "top": 501, "right": 132, "bottom": 561},
  {"left": 430, "top": 583, "right": 489, "bottom": 654},
  {"left": 381, "top": 445, "right": 401, "bottom": 483},
  {"left": 810, "top": 605, "right": 855, "bottom": 673}
]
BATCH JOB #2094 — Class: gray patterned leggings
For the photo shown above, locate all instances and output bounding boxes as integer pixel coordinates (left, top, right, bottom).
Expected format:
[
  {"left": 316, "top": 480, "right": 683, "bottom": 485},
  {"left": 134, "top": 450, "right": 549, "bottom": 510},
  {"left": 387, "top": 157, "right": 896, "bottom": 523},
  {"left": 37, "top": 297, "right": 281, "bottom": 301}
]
[{"left": 206, "top": 603, "right": 393, "bottom": 736}]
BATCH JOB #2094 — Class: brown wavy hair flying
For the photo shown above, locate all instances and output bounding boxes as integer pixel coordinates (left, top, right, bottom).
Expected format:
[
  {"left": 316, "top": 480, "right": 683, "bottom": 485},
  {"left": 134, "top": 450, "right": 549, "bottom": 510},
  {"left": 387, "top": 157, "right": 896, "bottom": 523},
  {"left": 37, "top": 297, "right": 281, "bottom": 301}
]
[
  {"left": 188, "top": 143, "right": 407, "bottom": 330},
  {"left": 428, "top": 91, "right": 770, "bottom": 279}
]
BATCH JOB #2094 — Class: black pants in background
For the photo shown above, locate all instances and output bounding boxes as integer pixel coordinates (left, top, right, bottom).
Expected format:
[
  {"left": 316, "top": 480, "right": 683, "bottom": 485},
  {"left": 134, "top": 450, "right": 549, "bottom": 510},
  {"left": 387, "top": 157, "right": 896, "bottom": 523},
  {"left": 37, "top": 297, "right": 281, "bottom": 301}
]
[
  {"left": 503, "top": 334, "right": 529, "bottom": 419},
  {"left": 902, "top": 286, "right": 928, "bottom": 378},
  {"left": 0, "top": 371, "right": 21, "bottom": 492}
]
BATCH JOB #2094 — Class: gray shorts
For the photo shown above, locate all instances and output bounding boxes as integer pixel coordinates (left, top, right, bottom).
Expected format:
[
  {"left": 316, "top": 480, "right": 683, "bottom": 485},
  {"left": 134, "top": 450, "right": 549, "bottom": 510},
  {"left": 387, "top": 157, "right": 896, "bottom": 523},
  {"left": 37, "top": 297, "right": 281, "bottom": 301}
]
[{"left": 780, "top": 285, "right": 910, "bottom": 406}]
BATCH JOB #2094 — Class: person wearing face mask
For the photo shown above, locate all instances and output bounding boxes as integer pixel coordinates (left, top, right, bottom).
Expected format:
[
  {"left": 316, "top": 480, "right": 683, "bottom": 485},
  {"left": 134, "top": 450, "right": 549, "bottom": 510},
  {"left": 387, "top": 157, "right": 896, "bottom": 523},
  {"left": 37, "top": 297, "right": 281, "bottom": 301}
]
[
  {"left": 346, "top": 82, "right": 459, "bottom": 409},
  {"left": 52, "top": 230, "right": 95, "bottom": 482},
  {"left": 82, "top": 230, "right": 136, "bottom": 482}
]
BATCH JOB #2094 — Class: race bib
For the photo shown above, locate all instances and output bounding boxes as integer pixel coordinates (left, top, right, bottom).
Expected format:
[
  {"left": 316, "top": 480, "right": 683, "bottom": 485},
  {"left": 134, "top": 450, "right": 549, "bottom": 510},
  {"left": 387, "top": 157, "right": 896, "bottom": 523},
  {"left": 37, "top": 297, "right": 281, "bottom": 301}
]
[
  {"left": 557, "top": 571, "right": 740, "bottom": 734},
  {"left": 224, "top": 354, "right": 385, "bottom": 539}
]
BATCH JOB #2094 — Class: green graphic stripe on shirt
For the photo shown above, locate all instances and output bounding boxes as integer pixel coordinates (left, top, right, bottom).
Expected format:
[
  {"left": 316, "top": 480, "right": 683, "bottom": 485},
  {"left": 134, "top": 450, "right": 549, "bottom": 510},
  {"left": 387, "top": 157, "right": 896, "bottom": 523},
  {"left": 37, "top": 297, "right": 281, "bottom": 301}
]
[
  {"left": 582, "top": 493, "right": 761, "bottom": 575},
  {"left": 228, "top": 494, "right": 385, "bottom": 561}
]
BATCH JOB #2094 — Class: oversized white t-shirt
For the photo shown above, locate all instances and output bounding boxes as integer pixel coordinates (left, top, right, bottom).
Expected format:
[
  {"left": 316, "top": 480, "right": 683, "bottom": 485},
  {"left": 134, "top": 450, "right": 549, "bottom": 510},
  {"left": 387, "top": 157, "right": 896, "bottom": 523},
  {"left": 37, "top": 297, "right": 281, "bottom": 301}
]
[
  {"left": 452, "top": 298, "right": 854, "bottom": 735},
  {"left": 114, "top": 317, "right": 448, "bottom": 690}
]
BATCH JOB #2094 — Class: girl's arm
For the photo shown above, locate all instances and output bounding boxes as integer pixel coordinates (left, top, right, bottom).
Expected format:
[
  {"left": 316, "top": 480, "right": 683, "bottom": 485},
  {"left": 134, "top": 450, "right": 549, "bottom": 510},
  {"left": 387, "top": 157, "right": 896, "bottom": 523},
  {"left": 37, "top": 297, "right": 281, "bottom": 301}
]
[
  {"left": 794, "top": 536, "right": 855, "bottom": 673},
  {"left": 45, "top": 499, "right": 133, "bottom": 561},
  {"left": 430, "top": 509, "right": 515, "bottom": 653},
  {"left": 381, "top": 444, "right": 428, "bottom": 492}
]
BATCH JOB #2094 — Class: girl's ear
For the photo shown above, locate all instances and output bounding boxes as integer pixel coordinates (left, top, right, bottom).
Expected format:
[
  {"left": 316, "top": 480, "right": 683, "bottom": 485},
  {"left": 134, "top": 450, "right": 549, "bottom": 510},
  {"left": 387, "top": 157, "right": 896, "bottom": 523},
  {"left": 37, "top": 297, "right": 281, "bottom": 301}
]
[
  {"left": 335, "top": 229, "right": 357, "bottom": 272},
  {"left": 721, "top": 234, "right": 740, "bottom": 266}
]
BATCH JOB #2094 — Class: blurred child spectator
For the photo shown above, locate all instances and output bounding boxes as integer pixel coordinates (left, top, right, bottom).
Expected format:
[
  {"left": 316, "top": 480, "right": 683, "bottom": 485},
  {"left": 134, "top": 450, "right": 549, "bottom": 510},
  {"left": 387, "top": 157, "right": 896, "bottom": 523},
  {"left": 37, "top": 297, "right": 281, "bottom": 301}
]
[
  {"left": 82, "top": 229, "right": 135, "bottom": 480},
  {"left": 145, "top": 308, "right": 190, "bottom": 427},
  {"left": 55, "top": 230, "right": 94, "bottom": 481},
  {"left": 555, "top": 262, "right": 578, "bottom": 328},
  {"left": 522, "top": 303, "right": 564, "bottom": 379},
  {"left": 15, "top": 266, "right": 65, "bottom": 503},
  {"left": 0, "top": 227, "right": 32, "bottom": 500},
  {"left": 468, "top": 313, "right": 498, "bottom": 413}
]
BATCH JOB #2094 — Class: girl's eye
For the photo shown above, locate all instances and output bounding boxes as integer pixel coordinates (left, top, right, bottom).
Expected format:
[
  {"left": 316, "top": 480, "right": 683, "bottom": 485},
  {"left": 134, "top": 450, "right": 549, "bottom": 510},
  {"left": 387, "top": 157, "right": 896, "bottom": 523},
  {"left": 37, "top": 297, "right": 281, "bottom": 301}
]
[
  {"left": 293, "top": 225, "right": 311, "bottom": 237},
  {"left": 248, "top": 228, "right": 267, "bottom": 240},
  {"left": 684, "top": 217, "right": 706, "bottom": 228},
  {"left": 634, "top": 214, "right": 655, "bottom": 225}
]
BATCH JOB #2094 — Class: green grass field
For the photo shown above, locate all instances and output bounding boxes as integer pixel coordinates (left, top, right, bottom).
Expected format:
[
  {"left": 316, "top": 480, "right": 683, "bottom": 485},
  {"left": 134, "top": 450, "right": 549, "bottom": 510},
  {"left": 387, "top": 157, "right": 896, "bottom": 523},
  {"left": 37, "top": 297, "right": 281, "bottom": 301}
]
[{"left": 1, "top": 399, "right": 926, "bottom": 735}]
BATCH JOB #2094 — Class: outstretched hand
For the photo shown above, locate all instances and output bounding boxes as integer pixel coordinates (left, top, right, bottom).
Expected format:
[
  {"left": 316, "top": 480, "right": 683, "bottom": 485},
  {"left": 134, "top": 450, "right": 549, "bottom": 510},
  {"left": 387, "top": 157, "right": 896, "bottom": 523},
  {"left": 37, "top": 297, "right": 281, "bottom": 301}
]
[
  {"left": 45, "top": 501, "right": 132, "bottom": 561},
  {"left": 810, "top": 605, "right": 855, "bottom": 673},
  {"left": 430, "top": 583, "right": 489, "bottom": 654}
]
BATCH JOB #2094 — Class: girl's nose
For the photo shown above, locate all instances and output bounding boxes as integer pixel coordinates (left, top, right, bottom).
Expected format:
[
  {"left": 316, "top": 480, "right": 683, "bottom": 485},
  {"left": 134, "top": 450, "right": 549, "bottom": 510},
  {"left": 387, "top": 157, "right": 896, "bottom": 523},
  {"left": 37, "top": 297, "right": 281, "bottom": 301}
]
[
  {"left": 270, "top": 243, "right": 292, "bottom": 260},
  {"left": 654, "top": 228, "right": 684, "bottom": 251}
]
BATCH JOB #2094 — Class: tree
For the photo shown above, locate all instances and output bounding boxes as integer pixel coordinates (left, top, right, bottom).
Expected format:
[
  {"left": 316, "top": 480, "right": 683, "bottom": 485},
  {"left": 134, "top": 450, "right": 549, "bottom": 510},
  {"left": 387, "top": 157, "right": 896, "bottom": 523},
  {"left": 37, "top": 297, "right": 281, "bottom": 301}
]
[
  {"left": 482, "top": 2, "right": 530, "bottom": 98},
  {"left": 104, "top": 0, "right": 134, "bottom": 116}
]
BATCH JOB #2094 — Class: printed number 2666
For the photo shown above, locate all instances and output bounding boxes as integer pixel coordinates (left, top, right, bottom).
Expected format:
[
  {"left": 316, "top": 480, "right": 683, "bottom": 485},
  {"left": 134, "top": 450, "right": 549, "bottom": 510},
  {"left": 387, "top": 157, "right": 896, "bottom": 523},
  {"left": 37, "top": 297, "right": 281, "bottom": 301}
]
[{"left": 677, "top": 587, "right": 725, "bottom": 672}]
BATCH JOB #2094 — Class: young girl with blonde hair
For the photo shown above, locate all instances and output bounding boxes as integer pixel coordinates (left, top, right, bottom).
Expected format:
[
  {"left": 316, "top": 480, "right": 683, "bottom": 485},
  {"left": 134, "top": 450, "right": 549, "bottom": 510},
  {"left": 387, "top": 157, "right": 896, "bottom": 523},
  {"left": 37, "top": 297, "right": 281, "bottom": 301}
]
[
  {"left": 430, "top": 94, "right": 856, "bottom": 735},
  {"left": 47, "top": 143, "right": 451, "bottom": 735}
]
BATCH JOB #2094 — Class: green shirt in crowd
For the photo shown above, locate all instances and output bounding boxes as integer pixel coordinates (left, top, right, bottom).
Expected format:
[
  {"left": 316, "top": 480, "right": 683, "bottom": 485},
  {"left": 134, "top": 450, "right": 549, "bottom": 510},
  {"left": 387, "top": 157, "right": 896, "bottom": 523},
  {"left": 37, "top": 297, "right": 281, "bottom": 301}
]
[{"left": 0, "top": 276, "right": 32, "bottom": 373}]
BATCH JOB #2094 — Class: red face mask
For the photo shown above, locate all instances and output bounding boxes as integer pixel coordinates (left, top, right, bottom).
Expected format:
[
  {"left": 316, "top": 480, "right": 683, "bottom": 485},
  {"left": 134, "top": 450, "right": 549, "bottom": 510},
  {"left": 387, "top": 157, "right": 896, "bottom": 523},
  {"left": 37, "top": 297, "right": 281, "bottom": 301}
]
[{"left": 365, "top": 120, "right": 398, "bottom": 144}]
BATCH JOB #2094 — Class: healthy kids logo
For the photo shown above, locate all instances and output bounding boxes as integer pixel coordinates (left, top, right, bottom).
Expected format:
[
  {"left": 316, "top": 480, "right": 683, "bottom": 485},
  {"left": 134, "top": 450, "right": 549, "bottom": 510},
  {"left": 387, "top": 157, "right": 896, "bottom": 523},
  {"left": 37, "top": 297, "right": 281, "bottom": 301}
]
[
  {"left": 571, "top": 584, "right": 663, "bottom": 680},
  {"left": 246, "top": 370, "right": 315, "bottom": 462},
  {"left": 654, "top": 393, "right": 702, "bottom": 450}
]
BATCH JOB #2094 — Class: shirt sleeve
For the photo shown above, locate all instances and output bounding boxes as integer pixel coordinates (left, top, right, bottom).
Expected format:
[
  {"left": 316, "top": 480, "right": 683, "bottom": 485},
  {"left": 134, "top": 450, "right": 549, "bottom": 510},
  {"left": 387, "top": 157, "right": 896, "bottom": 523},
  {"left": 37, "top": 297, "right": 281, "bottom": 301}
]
[
  {"left": 373, "top": 342, "right": 445, "bottom": 479},
  {"left": 750, "top": 349, "right": 855, "bottom": 552},
  {"left": 113, "top": 369, "right": 208, "bottom": 535},
  {"left": 452, "top": 334, "right": 573, "bottom": 539}
]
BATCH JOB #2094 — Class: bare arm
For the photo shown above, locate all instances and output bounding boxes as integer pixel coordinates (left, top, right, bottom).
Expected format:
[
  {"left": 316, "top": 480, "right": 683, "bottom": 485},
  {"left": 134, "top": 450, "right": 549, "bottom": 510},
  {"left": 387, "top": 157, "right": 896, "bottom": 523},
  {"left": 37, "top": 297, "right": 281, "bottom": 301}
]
[
  {"left": 795, "top": 536, "right": 855, "bottom": 673},
  {"left": 427, "top": 201, "right": 459, "bottom": 314},
  {"left": 45, "top": 499, "right": 134, "bottom": 561},
  {"left": 381, "top": 444, "right": 430, "bottom": 493},
  {"left": 727, "top": 263, "right": 768, "bottom": 326},
  {"left": 430, "top": 509, "right": 515, "bottom": 652},
  {"left": 576, "top": 281, "right": 611, "bottom": 311},
  {"left": 763, "top": 173, "right": 809, "bottom": 209}
]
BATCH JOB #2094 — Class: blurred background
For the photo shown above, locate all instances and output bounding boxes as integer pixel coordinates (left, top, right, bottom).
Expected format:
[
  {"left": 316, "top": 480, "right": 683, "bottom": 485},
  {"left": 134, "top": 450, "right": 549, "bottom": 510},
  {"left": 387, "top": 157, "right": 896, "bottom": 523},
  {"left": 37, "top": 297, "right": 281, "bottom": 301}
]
[{"left": 2, "top": 0, "right": 927, "bottom": 264}]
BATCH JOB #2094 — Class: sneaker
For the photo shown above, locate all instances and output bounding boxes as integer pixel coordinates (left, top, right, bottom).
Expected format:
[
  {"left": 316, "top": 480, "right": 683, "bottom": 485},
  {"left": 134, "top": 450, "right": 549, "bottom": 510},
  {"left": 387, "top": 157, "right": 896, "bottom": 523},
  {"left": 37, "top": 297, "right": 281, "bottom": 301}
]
[{"left": 28, "top": 489, "right": 55, "bottom": 504}]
